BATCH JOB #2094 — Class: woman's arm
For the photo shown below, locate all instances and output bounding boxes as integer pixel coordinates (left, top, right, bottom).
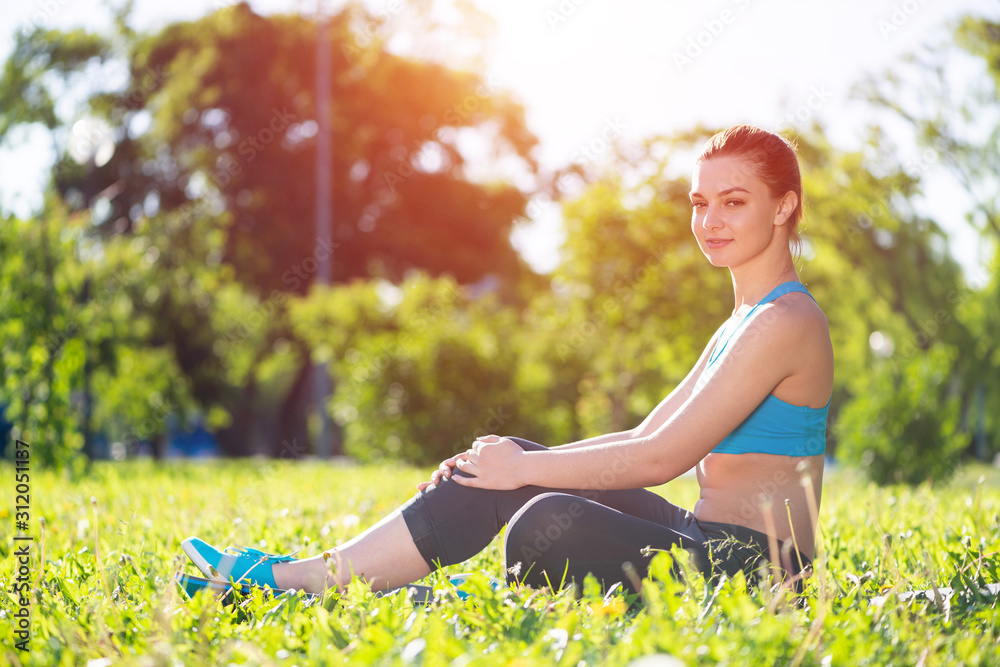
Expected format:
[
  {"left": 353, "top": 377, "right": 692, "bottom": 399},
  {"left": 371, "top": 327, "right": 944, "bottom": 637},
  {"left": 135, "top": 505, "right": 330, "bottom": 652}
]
[
  {"left": 454, "top": 305, "right": 820, "bottom": 491},
  {"left": 550, "top": 325, "right": 723, "bottom": 451},
  {"left": 424, "top": 325, "right": 721, "bottom": 490},
  {"left": 550, "top": 430, "right": 636, "bottom": 450}
]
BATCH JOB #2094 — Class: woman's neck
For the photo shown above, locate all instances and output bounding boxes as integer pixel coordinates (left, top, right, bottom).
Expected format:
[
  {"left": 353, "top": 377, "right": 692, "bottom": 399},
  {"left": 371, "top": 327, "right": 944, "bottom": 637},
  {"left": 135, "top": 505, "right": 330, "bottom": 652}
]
[{"left": 729, "top": 254, "right": 799, "bottom": 313}]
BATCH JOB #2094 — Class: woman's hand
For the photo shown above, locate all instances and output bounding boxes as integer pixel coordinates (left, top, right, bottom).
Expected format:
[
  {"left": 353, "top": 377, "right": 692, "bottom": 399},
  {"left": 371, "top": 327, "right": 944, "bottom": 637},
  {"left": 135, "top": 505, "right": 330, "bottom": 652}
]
[
  {"left": 452, "top": 435, "right": 526, "bottom": 490},
  {"left": 416, "top": 452, "right": 470, "bottom": 491}
]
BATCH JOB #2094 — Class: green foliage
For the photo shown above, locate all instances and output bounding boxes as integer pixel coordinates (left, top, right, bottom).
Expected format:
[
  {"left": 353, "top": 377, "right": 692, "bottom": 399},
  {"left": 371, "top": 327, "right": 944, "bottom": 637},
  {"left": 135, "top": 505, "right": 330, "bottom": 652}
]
[
  {"left": 1, "top": 460, "right": 998, "bottom": 665},
  {"left": 796, "top": 131, "right": 970, "bottom": 410},
  {"left": 545, "top": 143, "right": 731, "bottom": 436},
  {"left": 957, "top": 16, "right": 1000, "bottom": 92},
  {"left": 0, "top": 26, "right": 109, "bottom": 136},
  {"left": 0, "top": 197, "right": 267, "bottom": 466},
  {"left": 1, "top": 3, "right": 539, "bottom": 295},
  {"left": 854, "top": 13, "right": 1000, "bottom": 458},
  {"left": 0, "top": 206, "right": 86, "bottom": 468},
  {"left": 837, "top": 344, "right": 966, "bottom": 485},
  {"left": 0, "top": 2, "right": 542, "bottom": 459},
  {"left": 958, "top": 249, "right": 1000, "bottom": 452},
  {"left": 4, "top": 8, "right": 1000, "bottom": 473},
  {"left": 289, "top": 275, "right": 523, "bottom": 463}
]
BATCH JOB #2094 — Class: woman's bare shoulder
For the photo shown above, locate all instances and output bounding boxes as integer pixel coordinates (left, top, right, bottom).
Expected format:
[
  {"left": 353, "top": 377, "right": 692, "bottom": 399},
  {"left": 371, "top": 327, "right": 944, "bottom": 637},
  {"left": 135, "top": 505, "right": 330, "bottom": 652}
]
[{"left": 764, "top": 291, "right": 830, "bottom": 338}]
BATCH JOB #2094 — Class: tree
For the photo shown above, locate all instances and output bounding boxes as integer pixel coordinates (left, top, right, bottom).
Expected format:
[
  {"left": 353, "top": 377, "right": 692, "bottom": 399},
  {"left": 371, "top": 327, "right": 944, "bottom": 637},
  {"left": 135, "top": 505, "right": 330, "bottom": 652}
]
[
  {"left": 14, "top": 2, "right": 538, "bottom": 293},
  {"left": 0, "top": 204, "right": 84, "bottom": 468},
  {"left": 0, "top": 2, "right": 541, "bottom": 457},
  {"left": 288, "top": 275, "right": 525, "bottom": 464},
  {"left": 0, "top": 200, "right": 202, "bottom": 468},
  {"left": 853, "top": 13, "right": 1000, "bottom": 461},
  {"left": 836, "top": 344, "right": 964, "bottom": 485},
  {"left": 545, "top": 132, "right": 732, "bottom": 436}
]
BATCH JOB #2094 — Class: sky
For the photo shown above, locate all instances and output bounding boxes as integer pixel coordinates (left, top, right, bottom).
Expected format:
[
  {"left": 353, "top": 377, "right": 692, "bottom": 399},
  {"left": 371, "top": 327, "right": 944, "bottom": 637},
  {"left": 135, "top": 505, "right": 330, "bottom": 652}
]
[{"left": 1, "top": 0, "right": 997, "bottom": 276}]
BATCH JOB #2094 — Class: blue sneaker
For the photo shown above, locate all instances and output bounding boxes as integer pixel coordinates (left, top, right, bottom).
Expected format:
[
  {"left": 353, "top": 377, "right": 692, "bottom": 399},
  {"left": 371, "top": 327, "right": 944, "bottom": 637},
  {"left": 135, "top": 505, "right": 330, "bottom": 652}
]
[
  {"left": 182, "top": 537, "right": 297, "bottom": 590},
  {"left": 446, "top": 573, "right": 505, "bottom": 600},
  {"left": 176, "top": 572, "right": 279, "bottom": 601},
  {"left": 175, "top": 572, "right": 441, "bottom": 606}
]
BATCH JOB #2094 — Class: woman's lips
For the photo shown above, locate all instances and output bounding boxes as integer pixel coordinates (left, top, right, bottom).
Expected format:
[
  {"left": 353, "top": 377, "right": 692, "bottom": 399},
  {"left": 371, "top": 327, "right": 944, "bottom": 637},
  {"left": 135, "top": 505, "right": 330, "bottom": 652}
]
[{"left": 705, "top": 238, "right": 733, "bottom": 249}]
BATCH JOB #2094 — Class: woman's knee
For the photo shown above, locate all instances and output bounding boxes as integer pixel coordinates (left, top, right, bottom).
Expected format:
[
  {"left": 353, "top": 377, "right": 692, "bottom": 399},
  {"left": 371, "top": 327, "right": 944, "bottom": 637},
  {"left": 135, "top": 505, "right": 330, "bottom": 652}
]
[
  {"left": 503, "top": 436, "right": 548, "bottom": 453},
  {"left": 503, "top": 493, "right": 585, "bottom": 581}
]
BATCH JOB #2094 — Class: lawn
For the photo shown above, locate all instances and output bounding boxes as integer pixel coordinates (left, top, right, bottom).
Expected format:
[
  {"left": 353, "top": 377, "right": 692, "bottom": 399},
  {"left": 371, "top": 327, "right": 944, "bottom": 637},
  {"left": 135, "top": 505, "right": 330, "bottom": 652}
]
[{"left": 2, "top": 458, "right": 998, "bottom": 666}]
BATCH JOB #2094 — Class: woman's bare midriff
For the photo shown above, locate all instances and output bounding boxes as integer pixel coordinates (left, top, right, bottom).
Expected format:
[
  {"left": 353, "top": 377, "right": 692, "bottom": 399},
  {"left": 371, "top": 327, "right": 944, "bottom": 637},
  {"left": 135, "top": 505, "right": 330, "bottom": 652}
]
[{"left": 693, "top": 451, "right": 824, "bottom": 560}]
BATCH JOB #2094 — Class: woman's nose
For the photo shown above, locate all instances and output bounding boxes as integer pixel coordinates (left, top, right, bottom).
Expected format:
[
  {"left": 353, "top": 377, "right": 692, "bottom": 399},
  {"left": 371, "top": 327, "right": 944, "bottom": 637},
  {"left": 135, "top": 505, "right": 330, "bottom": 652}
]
[{"left": 702, "top": 206, "right": 722, "bottom": 230}]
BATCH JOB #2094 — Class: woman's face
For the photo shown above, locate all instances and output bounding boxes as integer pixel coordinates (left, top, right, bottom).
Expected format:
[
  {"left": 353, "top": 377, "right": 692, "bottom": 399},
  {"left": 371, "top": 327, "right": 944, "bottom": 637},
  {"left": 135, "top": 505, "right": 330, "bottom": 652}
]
[{"left": 689, "top": 156, "right": 792, "bottom": 268}]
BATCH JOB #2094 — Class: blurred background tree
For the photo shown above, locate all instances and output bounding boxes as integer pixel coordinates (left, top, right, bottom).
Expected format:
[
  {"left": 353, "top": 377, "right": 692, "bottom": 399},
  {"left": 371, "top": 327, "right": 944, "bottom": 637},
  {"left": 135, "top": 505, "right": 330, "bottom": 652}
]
[
  {"left": 1, "top": 1, "right": 539, "bottom": 459},
  {"left": 837, "top": 344, "right": 965, "bottom": 485},
  {"left": 1, "top": 4, "right": 997, "bottom": 484},
  {"left": 837, "top": 14, "right": 1000, "bottom": 480},
  {"left": 1, "top": 203, "right": 88, "bottom": 469}
]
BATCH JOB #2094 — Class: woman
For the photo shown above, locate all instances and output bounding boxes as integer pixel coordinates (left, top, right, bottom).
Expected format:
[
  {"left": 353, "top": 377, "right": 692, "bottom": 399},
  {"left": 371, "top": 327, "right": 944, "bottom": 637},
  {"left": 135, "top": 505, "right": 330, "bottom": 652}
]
[{"left": 183, "top": 124, "right": 833, "bottom": 596}]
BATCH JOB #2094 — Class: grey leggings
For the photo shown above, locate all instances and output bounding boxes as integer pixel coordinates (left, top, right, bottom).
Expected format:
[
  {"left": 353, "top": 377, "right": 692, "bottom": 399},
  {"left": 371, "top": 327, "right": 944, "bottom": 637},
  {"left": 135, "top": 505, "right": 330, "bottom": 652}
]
[{"left": 400, "top": 437, "right": 810, "bottom": 592}]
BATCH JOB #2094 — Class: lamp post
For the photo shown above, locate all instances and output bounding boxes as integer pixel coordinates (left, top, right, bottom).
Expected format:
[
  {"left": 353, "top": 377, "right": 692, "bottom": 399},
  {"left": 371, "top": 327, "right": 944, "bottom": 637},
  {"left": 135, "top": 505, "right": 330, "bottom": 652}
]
[
  {"left": 68, "top": 117, "right": 116, "bottom": 459},
  {"left": 313, "top": 3, "right": 336, "bottom": 458}
]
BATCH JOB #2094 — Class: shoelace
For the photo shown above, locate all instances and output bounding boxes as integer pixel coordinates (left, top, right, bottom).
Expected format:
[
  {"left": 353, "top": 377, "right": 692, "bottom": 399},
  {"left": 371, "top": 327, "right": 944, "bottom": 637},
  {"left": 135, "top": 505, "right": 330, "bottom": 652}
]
[
  {"left": 224, "top": 545, "right": 299, "bottom": 563},
  {"left": 213, "top": 546, "right": 299, "bottom": 588}
]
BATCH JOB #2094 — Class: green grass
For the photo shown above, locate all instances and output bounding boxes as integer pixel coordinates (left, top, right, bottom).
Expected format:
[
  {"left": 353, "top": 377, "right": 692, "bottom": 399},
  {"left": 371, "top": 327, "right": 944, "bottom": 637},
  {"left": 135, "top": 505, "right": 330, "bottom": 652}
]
[{"left": 2, "top": 459, "right": 998, "bottom": 666}]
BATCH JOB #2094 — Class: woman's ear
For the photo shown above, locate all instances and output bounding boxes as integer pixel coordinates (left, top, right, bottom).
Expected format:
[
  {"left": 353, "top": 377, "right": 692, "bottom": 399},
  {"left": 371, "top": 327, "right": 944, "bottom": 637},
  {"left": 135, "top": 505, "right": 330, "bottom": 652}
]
[{"left": 773, "top": 191, "right": 798, "bottom": 227}]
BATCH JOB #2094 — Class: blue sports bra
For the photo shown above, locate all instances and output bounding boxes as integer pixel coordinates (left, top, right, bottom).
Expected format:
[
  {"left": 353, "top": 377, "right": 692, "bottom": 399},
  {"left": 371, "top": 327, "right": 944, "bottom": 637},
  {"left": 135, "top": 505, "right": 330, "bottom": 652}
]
[{"left": 708, "top": 282, "right": 829, "bottom": 457}]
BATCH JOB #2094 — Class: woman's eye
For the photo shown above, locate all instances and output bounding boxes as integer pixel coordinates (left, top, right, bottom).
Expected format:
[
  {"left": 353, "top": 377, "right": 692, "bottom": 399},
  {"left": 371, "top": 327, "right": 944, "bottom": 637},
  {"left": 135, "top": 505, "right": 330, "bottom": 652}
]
[
  {"left": 691, "top": 202, "right": 706, "bottom": 210},
  {"left": 725, "top": 199, "right": 743, "bottom": 207}
]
